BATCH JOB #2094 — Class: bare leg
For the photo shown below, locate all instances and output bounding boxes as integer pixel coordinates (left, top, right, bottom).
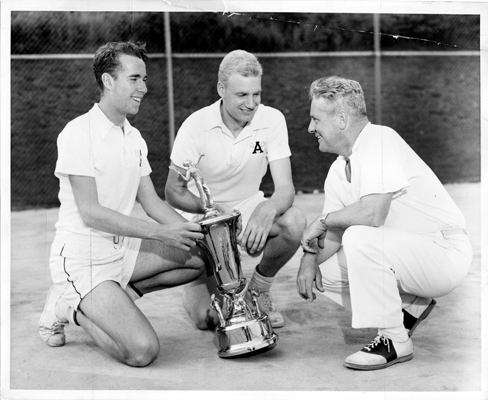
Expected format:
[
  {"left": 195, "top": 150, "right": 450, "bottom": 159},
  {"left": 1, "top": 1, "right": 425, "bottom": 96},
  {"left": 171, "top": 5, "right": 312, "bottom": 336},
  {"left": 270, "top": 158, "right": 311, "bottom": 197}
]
[
  {"left": 133, "top": 239, "right": 220, "bottom": 330},
  {"left": 78, "top": 240, "right": 209, "bottom": 366},
  {"left": 258, "top": 206, "right": 307, "bottom": 277},
  {"left": 77, "top": 281, "right": 160, "bottom": 367},
  {"left": 129, "top": 238, "right": 207, "bottom": 293},
  {"left": 181, "top": 274, "right": 221, "bottom": 330}
]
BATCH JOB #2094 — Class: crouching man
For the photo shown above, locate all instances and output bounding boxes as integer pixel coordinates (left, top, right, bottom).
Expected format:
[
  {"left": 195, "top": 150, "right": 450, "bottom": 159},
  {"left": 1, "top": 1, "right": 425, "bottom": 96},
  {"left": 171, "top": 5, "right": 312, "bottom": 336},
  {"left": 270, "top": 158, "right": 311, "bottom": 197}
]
[{"left": 297, "top": 76, "right": 472, "bottom": 370}]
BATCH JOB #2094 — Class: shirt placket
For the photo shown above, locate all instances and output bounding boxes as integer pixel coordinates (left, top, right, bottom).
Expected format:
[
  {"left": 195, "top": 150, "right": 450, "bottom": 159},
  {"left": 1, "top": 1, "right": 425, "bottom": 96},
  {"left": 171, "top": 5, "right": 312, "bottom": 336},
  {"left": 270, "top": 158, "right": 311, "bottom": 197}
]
[
  {"left": 229, "top": 127, "right": 252, "bottom": 167},
  {"left": 229, "top": 141, "right": 241, "bottom": 167},
  {"left": 123, "top": 130, "right": 129, "bottom": 165}
]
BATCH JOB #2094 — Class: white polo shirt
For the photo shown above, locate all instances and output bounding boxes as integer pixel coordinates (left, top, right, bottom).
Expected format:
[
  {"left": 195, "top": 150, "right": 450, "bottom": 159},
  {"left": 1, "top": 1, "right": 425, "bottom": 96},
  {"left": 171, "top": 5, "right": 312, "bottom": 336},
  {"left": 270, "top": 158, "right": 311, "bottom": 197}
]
[
  {"left": 171, "top": 99, "right": 291, "bottom": 208},
  {"left": 54, "top": 104, "right": 152, "bottom": 238},
  {"left": 323, "top": 122, "right": 466, "bottom": 234}
]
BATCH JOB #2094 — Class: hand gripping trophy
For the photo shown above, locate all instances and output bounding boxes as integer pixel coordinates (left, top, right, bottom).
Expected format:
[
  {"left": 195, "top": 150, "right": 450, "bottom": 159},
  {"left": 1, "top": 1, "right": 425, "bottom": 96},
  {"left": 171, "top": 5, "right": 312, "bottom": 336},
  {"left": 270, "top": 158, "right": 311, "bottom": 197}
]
[{"left": 173, "top": 156, "right": 278, "bottom": 358}]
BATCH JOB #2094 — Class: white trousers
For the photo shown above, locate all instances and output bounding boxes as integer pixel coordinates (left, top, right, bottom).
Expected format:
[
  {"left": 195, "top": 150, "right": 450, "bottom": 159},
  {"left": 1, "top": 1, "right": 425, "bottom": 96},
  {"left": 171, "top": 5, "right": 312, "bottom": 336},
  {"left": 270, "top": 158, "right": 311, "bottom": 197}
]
[{"left": 318, "top": 225, "right": 473, "bottom": 329}]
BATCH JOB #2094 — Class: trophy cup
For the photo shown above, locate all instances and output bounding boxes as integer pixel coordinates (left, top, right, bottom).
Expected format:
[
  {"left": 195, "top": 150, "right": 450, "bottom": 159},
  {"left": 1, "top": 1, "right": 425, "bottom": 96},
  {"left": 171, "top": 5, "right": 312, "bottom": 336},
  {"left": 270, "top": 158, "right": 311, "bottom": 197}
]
[{"left": 174, "top": 156, "right": 278, "bottom": 358}]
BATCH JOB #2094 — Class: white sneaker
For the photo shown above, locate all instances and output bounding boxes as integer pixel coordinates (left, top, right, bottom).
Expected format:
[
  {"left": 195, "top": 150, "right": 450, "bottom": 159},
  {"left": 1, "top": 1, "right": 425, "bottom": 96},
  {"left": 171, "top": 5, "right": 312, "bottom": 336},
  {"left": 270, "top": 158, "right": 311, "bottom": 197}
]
[
  {"left": 344, "top": 335, "right": 414, "bottom": 371},
  {"left": 38, "top": 285, "right": 69, "bottom": 347},
  {"left": 245, "top": 288, "right": 285, "bottom": 328}
]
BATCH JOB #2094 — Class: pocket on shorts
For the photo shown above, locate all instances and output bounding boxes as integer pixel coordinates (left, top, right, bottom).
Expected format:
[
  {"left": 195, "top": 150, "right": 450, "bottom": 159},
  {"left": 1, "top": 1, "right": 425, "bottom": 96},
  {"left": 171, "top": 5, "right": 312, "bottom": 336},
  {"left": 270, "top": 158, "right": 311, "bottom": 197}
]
[{"left": 60, "top": 241, "right": 124, "bottom": 265}]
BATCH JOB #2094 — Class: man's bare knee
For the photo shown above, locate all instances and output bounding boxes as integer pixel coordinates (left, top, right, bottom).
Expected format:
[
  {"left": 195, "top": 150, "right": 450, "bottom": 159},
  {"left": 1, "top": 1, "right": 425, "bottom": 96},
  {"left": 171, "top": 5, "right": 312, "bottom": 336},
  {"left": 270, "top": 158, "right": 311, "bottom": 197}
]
[
  {"left": 181, "top": 273, "right": 220, "bottom": 330},
  {"left": 277, "top": 206, "right": 307, "bottom": 241},
  {"left": 184, "top": 300, "right": 219, "bottom": 330},
  {"left": 195, "top": 308, "right": 219, "bottom": 331},
  {"left": 122, "top": 337, "right": 160, "bottom": 367}
]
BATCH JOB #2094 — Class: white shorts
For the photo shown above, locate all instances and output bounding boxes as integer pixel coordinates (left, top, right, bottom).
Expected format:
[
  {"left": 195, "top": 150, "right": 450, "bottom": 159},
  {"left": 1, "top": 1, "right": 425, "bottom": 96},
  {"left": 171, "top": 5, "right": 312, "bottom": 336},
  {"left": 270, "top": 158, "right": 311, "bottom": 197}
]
[
  {"left": 180, "top": 191, "right": 268, "bottom": 242},
  {"left": 49, "top": 234, "right": 141, "bottom": 310}
]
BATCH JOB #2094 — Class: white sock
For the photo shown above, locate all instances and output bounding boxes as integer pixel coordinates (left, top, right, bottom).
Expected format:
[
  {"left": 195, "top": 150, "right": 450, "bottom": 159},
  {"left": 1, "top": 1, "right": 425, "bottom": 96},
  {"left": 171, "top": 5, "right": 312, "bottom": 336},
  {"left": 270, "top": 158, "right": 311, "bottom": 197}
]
[
  {"left": 379, "top": 325, "right": 409, "bottom": 343},
  {"left": 249, "top": 266, "right": 275, "bottom": 292},
  {"left": 403, "top": 296, "right": 433, "bottom": 319},
  {"left": 55, "top": 297, "right": 78, "bottom": 326}
]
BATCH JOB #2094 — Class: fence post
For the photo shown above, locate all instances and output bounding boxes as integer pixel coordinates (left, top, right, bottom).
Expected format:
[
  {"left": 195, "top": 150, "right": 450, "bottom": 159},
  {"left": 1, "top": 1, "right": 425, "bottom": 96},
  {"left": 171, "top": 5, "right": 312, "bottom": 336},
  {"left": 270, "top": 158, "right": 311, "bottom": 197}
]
[
  {"left": 164, "top": 12, "right": 176, "bottom": 149},
  {"left": 373, "top": 13, "right": 382, "bottom": 125}
]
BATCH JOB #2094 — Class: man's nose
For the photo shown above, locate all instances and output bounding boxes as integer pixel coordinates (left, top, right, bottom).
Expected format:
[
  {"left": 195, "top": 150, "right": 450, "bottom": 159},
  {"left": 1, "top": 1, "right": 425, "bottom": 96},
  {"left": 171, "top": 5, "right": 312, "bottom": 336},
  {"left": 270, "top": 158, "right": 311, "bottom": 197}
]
[
  {"left": 138, "top": 81, "right": 148, "bottom": 94},
  {"left": 308, "top": 120, "right": 315, "bottom": 134},
  {"left": 245, "top": 95, "right": 255, "bottom": 109}
]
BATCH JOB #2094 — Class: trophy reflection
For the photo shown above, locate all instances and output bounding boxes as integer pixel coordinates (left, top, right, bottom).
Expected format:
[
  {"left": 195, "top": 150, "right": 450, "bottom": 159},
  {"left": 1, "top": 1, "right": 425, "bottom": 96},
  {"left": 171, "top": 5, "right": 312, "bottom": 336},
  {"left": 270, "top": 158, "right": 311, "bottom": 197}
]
[{"left": 176, "top": 156, "right": 278, "bottom": 358}]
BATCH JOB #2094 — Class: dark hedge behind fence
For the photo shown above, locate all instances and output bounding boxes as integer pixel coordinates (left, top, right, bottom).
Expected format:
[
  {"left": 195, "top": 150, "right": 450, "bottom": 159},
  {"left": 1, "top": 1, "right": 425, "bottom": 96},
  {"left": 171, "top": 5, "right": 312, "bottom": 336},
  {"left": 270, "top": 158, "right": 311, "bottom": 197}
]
[{"left": 10, "top": 12, "right": 480, "bottom": 210}]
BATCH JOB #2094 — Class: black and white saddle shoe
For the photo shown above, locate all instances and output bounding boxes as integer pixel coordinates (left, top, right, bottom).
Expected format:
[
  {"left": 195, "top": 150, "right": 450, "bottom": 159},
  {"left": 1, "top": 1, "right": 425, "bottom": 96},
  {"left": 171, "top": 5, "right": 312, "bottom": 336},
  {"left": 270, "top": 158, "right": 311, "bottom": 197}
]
[{"left": 344, "top": 335, "right": 413, "bottom": 371}]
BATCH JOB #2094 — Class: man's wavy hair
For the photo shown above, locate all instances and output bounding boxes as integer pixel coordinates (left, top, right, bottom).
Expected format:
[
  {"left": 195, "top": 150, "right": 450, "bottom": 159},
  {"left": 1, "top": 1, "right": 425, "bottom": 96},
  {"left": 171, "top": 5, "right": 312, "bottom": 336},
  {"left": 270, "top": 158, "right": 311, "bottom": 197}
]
[
  {"left": 309, "top": 76, "right": 367, "bottom": 118},
  {"left": 93, "top": 41, "right": 148, "bottom": 93}
]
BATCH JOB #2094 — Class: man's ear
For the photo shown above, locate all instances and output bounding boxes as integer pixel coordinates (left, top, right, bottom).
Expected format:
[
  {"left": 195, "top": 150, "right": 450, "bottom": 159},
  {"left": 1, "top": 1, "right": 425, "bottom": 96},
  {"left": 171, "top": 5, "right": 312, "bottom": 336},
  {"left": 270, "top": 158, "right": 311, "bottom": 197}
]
[
  {"left": 101, "top": 73, "right": 114, "bottom": 92},
  {"left": 338, "top": 110, "right": 348, "bottom": 130},
  {"left": 217, "top": 81, "right": 225, "bottom": 98}
]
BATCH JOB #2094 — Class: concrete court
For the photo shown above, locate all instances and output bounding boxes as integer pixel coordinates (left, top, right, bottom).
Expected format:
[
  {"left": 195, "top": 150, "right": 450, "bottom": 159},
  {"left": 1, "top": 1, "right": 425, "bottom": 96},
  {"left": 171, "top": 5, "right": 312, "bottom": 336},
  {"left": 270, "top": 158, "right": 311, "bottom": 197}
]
[{"left": 5, "top": 182, "right": 483, "bottom": 399}]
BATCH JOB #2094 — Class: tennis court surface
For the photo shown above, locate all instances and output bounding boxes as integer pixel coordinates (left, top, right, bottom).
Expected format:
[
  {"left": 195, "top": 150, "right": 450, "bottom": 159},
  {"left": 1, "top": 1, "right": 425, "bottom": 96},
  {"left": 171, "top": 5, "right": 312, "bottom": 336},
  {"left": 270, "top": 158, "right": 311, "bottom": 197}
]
[{"left": 6, "top": 183, "right": 482, "bottom": 399}]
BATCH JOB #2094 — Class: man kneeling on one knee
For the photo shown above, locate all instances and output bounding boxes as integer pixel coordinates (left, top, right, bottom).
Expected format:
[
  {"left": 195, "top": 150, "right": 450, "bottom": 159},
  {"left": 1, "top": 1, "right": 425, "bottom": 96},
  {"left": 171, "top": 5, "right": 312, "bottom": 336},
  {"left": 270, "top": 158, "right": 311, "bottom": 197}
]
[{"left": 297, "top": 76, "right": 473, "bottom": 371}]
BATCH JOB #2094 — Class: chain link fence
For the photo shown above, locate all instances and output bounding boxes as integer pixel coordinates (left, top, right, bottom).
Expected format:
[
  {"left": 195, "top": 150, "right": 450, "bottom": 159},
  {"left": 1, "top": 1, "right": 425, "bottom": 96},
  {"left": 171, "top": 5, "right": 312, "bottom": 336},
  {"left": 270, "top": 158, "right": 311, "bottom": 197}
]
[{"left": 10, "top": 11, "right": 480, "bottom": 209}]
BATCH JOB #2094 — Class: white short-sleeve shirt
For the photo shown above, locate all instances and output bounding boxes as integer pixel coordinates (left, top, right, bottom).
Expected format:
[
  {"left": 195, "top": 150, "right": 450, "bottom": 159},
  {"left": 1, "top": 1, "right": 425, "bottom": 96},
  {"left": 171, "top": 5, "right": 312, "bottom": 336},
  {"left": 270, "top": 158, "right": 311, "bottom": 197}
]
[
  {"left": 323, "top": 122, "right": 466, "bottom": 234},
  {"left": 54, "top": 104, "right": 152, "bottom": 238},
  {"left": 171, "top": 100, "right": 291, "bottom": 208}
]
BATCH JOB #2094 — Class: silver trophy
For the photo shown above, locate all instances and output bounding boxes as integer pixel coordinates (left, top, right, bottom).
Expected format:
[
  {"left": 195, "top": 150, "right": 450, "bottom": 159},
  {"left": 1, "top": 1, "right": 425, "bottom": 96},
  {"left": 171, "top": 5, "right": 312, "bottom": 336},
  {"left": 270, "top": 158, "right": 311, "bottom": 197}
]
[{"left": 174, "top": 156, "right": 278, "bottom": 358}]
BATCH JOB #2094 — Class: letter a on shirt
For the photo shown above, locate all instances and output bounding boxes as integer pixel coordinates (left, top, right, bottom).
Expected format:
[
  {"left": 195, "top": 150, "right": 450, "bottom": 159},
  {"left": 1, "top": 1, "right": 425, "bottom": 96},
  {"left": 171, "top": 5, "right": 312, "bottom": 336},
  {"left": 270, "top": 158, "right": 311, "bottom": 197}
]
[{"left": 252, "top": 141, "right": 264, "bottom": 154}]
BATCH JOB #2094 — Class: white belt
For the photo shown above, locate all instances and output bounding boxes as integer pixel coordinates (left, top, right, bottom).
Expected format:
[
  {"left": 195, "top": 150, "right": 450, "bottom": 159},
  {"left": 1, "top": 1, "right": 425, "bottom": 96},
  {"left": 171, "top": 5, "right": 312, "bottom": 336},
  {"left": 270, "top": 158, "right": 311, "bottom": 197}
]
[
  {"left": 440, "top": 228, "right": 467, "bottom": 238},
  {"left": 56, "top": 235, "right": 124, "bottom": 244}
]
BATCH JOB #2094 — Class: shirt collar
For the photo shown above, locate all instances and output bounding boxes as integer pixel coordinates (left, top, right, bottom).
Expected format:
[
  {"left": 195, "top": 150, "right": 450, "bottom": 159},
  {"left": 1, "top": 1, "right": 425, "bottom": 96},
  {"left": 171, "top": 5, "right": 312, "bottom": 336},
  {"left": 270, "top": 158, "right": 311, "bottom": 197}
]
[
  {"left": 351, "top": 121, "right": 371, "bottom": 153},
  {"left": 338, "top": 121, "right": 372, "bottom": 163},
  {"left": 200, "top": 100, "right": 224, "bottom": 131},
  {"left": 202, "top": 99, "right": 271, "bottom": 133},
  {"left": 89, "top": 104, "right": 133, "bottom": 140}
]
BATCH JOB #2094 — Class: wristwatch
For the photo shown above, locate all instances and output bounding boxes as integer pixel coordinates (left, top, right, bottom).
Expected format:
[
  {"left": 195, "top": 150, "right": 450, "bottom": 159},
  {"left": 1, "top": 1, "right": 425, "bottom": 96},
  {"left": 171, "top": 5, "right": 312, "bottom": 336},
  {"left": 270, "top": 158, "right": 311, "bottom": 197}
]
[{"left": 319, "top": 213, "right": 329, "bottom": 230}]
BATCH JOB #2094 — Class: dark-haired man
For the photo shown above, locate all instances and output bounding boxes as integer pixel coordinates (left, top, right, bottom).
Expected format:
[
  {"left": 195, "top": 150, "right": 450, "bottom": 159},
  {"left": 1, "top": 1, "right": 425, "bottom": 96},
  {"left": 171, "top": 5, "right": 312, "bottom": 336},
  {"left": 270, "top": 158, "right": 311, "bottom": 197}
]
[{"left": 38, "top": 41, "right": 208, "bottom": 367}]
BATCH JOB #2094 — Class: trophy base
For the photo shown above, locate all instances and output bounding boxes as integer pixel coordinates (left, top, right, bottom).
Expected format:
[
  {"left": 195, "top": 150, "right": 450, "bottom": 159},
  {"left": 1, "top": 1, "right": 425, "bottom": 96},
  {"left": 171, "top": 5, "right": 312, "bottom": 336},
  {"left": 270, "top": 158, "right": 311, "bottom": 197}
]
[{"left": 215, "top": 314, "right": 279, "bottom": 358}]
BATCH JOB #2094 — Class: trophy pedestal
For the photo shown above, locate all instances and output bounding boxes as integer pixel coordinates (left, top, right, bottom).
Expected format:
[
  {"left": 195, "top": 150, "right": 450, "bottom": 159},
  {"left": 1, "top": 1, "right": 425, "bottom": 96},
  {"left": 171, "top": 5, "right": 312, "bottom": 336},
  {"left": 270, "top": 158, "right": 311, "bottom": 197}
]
[{"left": 215, "top": 314, "right": 278, "bottom": 358}]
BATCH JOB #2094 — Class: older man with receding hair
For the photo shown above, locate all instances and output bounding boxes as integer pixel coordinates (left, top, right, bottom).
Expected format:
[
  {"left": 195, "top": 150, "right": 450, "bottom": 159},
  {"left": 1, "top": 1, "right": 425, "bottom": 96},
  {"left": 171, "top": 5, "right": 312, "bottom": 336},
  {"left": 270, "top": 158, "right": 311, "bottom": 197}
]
[{"left": 297, "top": 75, "right": 472, "bottom": 371}]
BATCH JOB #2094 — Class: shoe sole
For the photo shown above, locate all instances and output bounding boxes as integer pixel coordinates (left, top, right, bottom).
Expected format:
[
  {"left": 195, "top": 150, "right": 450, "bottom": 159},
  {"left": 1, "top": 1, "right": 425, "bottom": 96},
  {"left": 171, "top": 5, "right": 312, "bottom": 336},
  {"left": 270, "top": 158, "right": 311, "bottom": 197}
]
[
  {"left": 344, "top": 353, "right": 413, "bottom": 371},
  {"left": 408, "top": 299, "right": 437, "bottom": 337}
]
